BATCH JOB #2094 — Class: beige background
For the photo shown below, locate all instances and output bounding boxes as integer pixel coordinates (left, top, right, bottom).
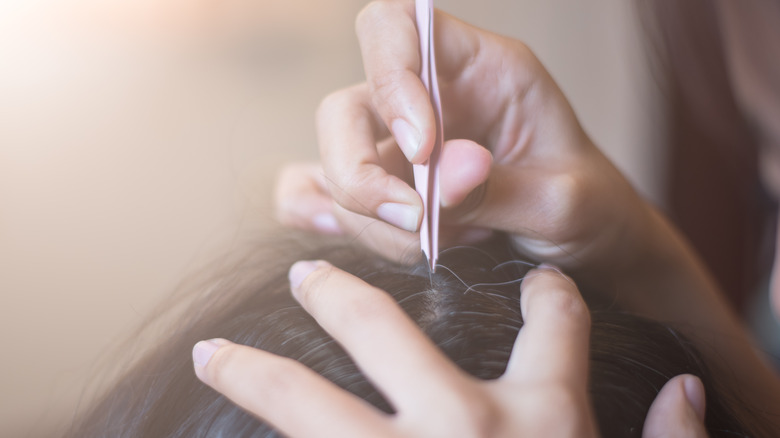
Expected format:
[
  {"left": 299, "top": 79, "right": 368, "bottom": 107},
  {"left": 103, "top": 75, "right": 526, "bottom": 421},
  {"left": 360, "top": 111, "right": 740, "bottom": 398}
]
[{"left": 0, "top": 1, "right": 661, "bottom": 435}]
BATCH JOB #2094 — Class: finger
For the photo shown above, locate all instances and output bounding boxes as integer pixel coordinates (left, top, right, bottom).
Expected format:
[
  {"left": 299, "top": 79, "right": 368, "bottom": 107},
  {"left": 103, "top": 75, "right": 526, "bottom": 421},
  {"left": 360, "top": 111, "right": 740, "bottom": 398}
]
[
  {"left": 375, "top": 136, "right": 415, "bottom": 184},
  {"left": 193, "top": 339, "right": 388, "bottom": 438},
  {"left": 317, "top": 84, "right": 423, "bottom": 233},
  {"left": 331, "top": 201, "right": 421, "bottom": 264},
  {"left": 331, "top": 195, "right": 494, "bottom": 263},
  {"left": 438, "top": 139, "right": 492, "bottom": 209},
  {"left": 355, "top": 0, "right": 434, "bottom": 163},
  {"left": 441, "top": 158, "right": 610, "bottom": 265},
  {"left": 317, "top": 135, "right": 421, "bottom": 263},
  {"left": 505, "top": 267, "right": 590, "bottom": 390},
  {"left": 274, "top": 162, "right": 343, "bottom": 235},
  {"left": 288, "top": 261, "right": 468, "bottom": 410},
  {"left": 643, "top": 374, "right": 708, "bottom": 438},
  {"left": 357, "top": 2, "right": 536, "bottom": 153}
]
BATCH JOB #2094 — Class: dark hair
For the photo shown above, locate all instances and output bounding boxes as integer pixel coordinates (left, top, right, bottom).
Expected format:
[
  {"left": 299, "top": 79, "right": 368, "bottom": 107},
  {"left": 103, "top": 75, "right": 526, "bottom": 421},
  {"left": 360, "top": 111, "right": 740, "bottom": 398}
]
[
  {"left": 64, "top": 233, "right": 768, "bottom": 437},
  {"left": 636, "top": 0, "right": 776, "bottom": 311}
]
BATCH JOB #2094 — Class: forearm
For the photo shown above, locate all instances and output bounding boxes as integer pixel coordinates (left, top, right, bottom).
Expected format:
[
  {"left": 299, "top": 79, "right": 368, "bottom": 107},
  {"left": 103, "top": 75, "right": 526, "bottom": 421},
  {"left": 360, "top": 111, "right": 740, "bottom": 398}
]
[{"left": 580, "top": 202, "right": 780, "bottom": 423}]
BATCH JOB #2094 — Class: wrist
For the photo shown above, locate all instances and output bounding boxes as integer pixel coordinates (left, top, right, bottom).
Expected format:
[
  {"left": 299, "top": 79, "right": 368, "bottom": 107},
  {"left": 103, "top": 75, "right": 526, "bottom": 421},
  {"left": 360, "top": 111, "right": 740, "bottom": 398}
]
[{"left": 578, "top": 201, "right": 721, "bottom": 320}]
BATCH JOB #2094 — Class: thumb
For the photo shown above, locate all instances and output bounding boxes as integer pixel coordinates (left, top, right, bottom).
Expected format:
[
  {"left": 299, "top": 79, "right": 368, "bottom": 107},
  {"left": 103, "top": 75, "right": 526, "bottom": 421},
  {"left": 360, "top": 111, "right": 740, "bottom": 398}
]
[
  {"left": 438, "top": 138, "right": 493, "bottom": 209},
  {"left": 643, "top": 374, "right": 708, "bottom": 438}
]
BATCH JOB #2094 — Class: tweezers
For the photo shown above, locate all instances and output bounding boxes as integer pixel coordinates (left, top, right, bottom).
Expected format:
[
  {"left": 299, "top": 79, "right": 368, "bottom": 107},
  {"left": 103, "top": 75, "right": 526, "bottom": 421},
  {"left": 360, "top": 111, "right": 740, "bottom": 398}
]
[{"left": 413, "top": 0, "right": 443, "bottom": 273}]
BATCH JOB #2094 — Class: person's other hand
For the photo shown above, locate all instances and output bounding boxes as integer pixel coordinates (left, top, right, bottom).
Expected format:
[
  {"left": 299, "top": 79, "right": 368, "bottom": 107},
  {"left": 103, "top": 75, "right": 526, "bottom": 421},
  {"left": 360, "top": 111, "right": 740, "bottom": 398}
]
[
  {"left": 192, "top": 265, "right": 599, "bottom": 437},
  {"left": 643, "top": 374, "right": 709, "bottom": 438},
  {"left": 284, "top": 0, "right": 646, "bottom": 270}
]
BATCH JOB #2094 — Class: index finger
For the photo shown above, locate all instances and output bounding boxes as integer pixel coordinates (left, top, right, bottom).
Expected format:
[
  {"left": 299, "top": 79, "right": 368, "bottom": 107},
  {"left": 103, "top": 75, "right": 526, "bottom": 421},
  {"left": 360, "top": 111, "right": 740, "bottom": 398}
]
[
  {"left": 317, "top": 84, "right": 423, "bottom": 233},
  {"left": 355, "top": 0, "right": 435, "bottom": 164},
  {"left": 355, "top": 1, "right": 484, "bottom": 163},
  {"left": 505, "top": 267, "right": 591, "bottom": 390},
  {"left": 289, "top": 260, "right": 470, "bottom": 411}
]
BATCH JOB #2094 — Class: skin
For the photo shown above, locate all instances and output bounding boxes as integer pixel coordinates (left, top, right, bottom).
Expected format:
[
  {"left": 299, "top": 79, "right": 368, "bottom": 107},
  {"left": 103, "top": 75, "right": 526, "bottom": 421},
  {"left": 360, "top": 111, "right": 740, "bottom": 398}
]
[
  {"left": 195, "top": 265, "right": 601, "bottom": 438},
  {"left": 195, "top": 0, "right": 780, "bottom": 435},
  {"left": 193, "top": 264, "right": 707, "bottom": 437}
]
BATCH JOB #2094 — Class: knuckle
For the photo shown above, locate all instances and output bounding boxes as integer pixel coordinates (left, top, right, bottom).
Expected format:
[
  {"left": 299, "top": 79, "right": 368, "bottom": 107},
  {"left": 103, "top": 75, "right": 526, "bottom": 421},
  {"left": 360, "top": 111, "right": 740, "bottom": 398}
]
[
  {"left": 355, "top": 1, "right": 392, "bottom": 39},
  {"left": 540, "top": 174, "right": 579, "bottom": 224},
  {"left": 273, "top": 171, "right": 293, "bottom": 219},
  {"left": 273, "top": 162, "right": 324, "bottom": 226},
  {"left": 508, "top": 39, "right": 542, "bottom": 70},
  {"left": 536, "top": 172, "right": 591, "bottom": 236},
  {"left": 529, "top": 386, "right": 591, "bottom": 435},
  {"left": 274, "top": 163, "right": 298, "bottom": 190},
  {"left": 434, "top": 387, "right": 500, "bottom": 437},
  {"left": 369, "top": 67, "right": 403, "bottom": 98},
  {"left": 368, "top": 69, "right": 413, "bottom": 112},
  {"left": 316, "top": 84, "right": 371, "bottom": 134},
  {"left": 274, "top": 199, "right": 301, "bottom": 228},
  {"left": 459, "top": 403, "right": 500, "bottom": 436},
  {"left": 277, "top": 162, "right": 315, "bottom": 183},
  {"left": 351, "top": 164, "right": 390, "bottom": 192},
  {"left": 331, "top": 165, "right": 388, "bottom": 214},
  {"left": 273, "top": 202, "right": 292, "bottom": 226},
  {"left": 273, "top": 164, "right": 301, "bottom": 204},
  {"left": 316, "top": 87, "right": 359, "bottom": 129},
  {"left": 527, "top": 385, "right": 579, "bottom": 423},
  {"left": 501, "top": 39, "right": 548, "bottom": 91}
]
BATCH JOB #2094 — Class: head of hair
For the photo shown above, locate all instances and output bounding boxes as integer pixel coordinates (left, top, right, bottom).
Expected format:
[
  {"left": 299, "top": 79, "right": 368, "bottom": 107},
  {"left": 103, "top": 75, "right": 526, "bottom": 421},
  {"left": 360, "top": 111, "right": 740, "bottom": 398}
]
[{"left": 64, "top": 232, "right": 768, "bottom": 437}]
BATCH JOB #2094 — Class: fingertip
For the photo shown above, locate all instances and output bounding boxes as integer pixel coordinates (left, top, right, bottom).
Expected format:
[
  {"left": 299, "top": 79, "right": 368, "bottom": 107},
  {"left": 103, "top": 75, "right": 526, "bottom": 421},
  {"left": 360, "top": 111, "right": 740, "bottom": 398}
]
[
  {"left": 439, "top": 140, "right": 492, "bottom": 208},
  {"left": 377, "top": 202, "right": 422, "bottom": 233},
  {"left": 193, "top": 340, "right": 219, "bottom": 367},
  {"left": 312, "top": 212, "right": 344, "bottom": 235},
  {"left": 535, "top": 263, "right": 566, "bottom": 276},
  {"left": 193, "top": 338, "right": 231, "bottom": 382},
  {"left": 506, "top": 265, "right": 590, "bottom": 387},
  {"left": 520, "top": 266, "right": 585, "bottom": 323},
  {"left": 682, "top": 375, "right": 706, "bottom": 422},
  {"left": 644, "top": 374, "right": 708, "bottom": 438},
  {"left": 355, "top": 1, "right": 434, "bottom": 162},
  {"left": 289, "top": 260, "right": 328, "bottom": 292},
  {"left": 391, "top": 118, "right": 423, "bottom": 163},
  {"left": 521, "top": 264, "right": 572, "bottom": 292},
  {"left": 387, "top": 99, "right": 436, "bottom": 166}
]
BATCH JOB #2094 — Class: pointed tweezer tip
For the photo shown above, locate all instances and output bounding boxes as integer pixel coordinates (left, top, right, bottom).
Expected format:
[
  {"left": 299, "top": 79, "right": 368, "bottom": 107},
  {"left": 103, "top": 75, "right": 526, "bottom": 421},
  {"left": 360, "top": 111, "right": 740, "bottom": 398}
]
[{"left": 422, "top": 250, "right": 437, "bottom": 274}]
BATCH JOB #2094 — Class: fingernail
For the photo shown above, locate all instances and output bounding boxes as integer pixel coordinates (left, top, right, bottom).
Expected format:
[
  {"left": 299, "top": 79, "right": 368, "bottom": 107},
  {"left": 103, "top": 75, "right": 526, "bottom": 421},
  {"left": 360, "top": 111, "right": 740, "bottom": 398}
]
[
  {"left": 312, "top": 212, "right": 342, "bottom": 235},
  {"left": 377, "top": 202, "right": 421, "bottom": 232},
  {"left": 392, "top": 118, "right": 422, "bottom": 162},
  {"left": 683, "top": 375, "right": 706, "bottom": 422},
  {"left": 537, "top": 263, "right": 561, "bottom": 272},
  {"left": 192, "top": 340, "right": 220, "bottom": 367},
  {"left": 289, "top": 260, "right": 319, "bottom": 290}
]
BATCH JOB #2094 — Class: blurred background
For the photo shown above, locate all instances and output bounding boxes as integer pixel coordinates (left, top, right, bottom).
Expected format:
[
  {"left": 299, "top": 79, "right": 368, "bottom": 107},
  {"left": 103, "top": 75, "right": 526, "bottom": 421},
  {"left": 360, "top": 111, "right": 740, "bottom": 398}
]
[{"left": 0, "top": 0, "right": 661, "bottom": 435}]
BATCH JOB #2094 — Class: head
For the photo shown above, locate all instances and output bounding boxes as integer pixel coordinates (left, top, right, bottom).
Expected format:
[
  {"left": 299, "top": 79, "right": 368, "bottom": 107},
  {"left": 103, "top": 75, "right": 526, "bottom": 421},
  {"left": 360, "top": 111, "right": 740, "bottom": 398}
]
[{"left": 64, "top": 232, "right": 769, "bottom": 437}]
